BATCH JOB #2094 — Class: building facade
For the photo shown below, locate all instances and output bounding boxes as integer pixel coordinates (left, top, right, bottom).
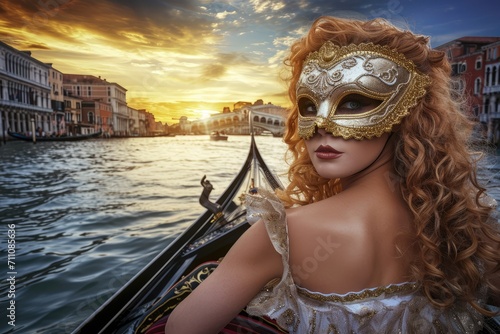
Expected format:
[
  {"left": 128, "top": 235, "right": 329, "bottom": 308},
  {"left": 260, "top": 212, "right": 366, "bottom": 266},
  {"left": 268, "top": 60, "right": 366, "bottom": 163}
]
[
  {"left": 436, "top": 37, "right": 500, "bottom": 143},
  {"left": 81, "top": 100, "right": 113, "bottom": 135},
  {"left": 63, "top": 93, "right": 83, "bottom": 135},
  {"left": 0, "top": 41, "right": 53, "bottom": 140},
  {"left": 47, "top": 63, "right": 65, "bottom": 135},
  {"left": 482, "top": 41, "right": 500, "bottom": 142},
  {"left": 63, "top": 74, "right": 129, "bottom": 136}
]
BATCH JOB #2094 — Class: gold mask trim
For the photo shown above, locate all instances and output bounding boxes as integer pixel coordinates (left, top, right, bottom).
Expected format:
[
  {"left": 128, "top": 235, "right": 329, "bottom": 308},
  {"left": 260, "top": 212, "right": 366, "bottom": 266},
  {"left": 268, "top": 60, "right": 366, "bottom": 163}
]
[{"left": 297, "top": 41, "right": 430, "bottom": 140}]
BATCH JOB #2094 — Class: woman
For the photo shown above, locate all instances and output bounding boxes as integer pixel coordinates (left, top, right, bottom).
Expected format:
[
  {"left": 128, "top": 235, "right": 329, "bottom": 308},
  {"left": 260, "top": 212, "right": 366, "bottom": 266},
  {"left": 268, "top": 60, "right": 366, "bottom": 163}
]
[{"left": 165, "top": 16, "right": 500, "bottom": 333}]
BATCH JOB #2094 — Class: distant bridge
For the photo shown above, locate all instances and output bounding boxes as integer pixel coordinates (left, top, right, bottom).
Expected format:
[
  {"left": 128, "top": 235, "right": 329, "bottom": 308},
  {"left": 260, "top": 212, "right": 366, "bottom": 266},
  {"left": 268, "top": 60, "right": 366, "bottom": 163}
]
[{"left": 186, "top": 110, "right": 285, "bottom": 136}]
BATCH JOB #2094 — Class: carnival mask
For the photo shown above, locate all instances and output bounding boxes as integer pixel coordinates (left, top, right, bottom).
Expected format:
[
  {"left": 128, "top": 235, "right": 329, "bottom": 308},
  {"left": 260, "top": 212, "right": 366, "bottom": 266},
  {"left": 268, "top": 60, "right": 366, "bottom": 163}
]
[{"left": 296, "top": 41, "right": 430, "bottom": 140}]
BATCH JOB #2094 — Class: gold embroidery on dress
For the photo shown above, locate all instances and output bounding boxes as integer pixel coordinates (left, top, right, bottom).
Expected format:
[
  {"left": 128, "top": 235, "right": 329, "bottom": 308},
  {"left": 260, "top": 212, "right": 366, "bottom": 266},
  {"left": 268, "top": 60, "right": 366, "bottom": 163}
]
[
  {"left": 297, "top": 282, "right": 417, "bottom": 302},
  {"left": 263, "top": 278, "right": 280, "bottom": 291},
  {"left": 327, "top": 323, "right": 340, "bottom": 334},
  {"left": 356, "top": 307, "right": 377, "bottom": 325},
  {"left": 308, "top": 309, "right": 317, "bottom": 334},
  {"left": 282, "top": 308, "right": 300, "bottom": 332}
]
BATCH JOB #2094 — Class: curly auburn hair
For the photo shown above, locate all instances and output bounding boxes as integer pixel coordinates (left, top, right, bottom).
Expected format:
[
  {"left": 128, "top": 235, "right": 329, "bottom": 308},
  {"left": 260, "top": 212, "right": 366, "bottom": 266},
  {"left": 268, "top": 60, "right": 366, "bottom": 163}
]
[{"left": 277, "top": 16, "right": 500, "bottom": 315}]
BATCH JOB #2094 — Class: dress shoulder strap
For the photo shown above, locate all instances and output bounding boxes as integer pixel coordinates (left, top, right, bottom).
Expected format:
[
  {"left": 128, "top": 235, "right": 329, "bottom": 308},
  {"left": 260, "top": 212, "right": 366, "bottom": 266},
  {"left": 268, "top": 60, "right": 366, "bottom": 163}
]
[{"left": 245, "top": 188, "right": 289, "bottom": 258}]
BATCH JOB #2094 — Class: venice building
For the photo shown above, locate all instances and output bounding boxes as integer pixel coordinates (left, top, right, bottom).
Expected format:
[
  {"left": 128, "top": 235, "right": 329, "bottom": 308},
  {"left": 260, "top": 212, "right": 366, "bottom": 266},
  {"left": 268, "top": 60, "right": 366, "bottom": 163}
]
[
  {"left": 63, "top": 74, "right": 129, "bottom": 136},
  {"left": 0, "top": 41, "right": 53, "bottom": 140},
  {"left": 436, "top": 36, "right": 500, "bottom": 144}
]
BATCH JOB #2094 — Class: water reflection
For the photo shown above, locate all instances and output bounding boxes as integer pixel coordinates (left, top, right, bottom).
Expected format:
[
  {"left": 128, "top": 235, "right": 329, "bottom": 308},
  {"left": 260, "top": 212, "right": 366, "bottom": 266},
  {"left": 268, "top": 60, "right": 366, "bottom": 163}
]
[{"left": 0, "top": 136, "right": 498, "bottom": 333}]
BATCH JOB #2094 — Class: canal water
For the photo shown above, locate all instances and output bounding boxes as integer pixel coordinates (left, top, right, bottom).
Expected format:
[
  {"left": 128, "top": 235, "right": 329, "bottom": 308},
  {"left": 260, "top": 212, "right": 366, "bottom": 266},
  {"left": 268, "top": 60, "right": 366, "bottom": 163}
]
[{"left": 0, "top": 135, "right": 499, "bottom": 334}]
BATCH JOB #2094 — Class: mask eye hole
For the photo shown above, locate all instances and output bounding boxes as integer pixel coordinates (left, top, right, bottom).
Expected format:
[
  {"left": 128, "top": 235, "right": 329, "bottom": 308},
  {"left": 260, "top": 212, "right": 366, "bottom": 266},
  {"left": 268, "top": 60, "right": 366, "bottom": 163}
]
[
  {"left": 298, "top": 97, "right": 317, "bottom": 117},
  {"left": 336, "top": 94, "right": 382, "bottom": 115}
]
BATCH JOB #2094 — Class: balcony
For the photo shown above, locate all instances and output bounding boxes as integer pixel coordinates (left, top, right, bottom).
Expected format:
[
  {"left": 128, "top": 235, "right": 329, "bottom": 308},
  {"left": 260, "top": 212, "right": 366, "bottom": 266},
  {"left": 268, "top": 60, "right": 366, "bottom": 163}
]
[
  {"left": 0, "top": 99, "right": 53, "bottom": 113},
  {"left": 483, "top": 85, "right": 500, "bottom": 95},
  {"left": 479, "top": 112, "right": 500, "bottom": 123}
]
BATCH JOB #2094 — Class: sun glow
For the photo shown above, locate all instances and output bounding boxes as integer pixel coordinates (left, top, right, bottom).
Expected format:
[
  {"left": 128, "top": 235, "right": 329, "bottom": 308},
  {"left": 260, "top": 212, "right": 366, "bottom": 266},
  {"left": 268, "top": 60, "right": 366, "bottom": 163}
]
[{"left": 195, "top": 109, "right": 218, "bottom": 120}]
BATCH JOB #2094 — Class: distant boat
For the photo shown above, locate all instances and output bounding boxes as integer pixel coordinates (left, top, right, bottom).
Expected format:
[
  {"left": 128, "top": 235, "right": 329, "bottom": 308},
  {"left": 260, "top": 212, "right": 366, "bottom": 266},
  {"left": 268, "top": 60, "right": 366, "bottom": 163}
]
[
  {"left": 210, "top": 131, "right": 228, "bottom": 141},
  {"left": 8, "top": 131, "right": 102, "bottom": 142}
]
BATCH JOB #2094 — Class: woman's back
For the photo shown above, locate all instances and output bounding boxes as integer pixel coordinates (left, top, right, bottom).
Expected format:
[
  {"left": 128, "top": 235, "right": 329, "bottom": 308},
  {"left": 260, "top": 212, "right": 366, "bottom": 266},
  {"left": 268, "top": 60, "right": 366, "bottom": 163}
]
[
  {"left": 245, "top": 187, "right": 484, "bottom": 333},
  {"left": 286, "top": 162, "right": 416, "bottom": 295}
]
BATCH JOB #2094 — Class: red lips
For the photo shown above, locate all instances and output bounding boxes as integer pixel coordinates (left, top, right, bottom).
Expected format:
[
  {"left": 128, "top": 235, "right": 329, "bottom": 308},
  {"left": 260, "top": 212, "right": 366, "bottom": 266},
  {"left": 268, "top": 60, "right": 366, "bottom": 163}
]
[{"left": 315, "top": 145, "right": 343, "bottom": 159}]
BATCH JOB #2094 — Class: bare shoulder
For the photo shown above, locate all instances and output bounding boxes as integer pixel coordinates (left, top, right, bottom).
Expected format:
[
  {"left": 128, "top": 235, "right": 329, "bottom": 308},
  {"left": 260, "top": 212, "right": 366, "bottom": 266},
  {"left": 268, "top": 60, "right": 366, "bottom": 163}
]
[{"left": 285, "top": 190, "right": 413, "bottom": 293}]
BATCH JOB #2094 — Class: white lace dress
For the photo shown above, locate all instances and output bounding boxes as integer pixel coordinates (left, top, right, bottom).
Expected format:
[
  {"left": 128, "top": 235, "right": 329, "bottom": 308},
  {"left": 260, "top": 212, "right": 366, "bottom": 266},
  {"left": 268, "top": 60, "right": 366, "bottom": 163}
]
[{"left": 244, "top": 189, "right": 485, "bottom": 334}]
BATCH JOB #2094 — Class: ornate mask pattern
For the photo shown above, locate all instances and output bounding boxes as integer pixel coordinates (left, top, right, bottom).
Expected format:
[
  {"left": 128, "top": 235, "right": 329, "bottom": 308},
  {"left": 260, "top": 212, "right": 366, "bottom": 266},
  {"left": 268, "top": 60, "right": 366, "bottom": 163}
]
[{"left": 296, "top": 41, "right": 430, "bottom": 140}]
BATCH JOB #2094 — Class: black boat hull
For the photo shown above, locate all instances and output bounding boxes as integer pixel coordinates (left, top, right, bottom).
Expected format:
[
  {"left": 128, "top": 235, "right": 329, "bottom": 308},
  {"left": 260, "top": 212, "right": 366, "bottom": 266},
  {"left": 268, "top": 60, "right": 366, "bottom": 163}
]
[
  {"left": 8, "top": 131, "right": 102, "bottom": 142},
  {"left": 72, "top": 135, "right": 282, "bottom": 333}
]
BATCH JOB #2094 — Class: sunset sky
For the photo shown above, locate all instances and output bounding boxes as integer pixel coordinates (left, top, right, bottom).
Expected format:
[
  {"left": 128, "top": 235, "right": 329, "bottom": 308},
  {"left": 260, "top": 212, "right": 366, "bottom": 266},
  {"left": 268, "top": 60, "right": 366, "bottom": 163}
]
[{"left": 1, "top": 0, "right": 499, "bottom": 123}]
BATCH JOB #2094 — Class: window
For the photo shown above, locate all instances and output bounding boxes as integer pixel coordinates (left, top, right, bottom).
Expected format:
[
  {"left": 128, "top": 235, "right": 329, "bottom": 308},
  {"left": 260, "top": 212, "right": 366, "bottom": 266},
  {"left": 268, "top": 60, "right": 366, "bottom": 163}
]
[
  {"left": 88, "top": 86, "right": 91, "bottom": 96},
  {"left": 475, "top": 57, "right": 482, "bottom": 70},
  {"left": 474, "top": 78, "right": 481, "bottom": 95},
  {"left": 486, "top": 68, "right": 491, "bottom": 86},
  {"left": 473, "top": 105, "right": 479, "bottom": 116},
  {"left": 459, "top": 63, "right": 466, "bottom": 73},
  {"left": 76, "top": 102, "right": 81, "bottom": 109}
]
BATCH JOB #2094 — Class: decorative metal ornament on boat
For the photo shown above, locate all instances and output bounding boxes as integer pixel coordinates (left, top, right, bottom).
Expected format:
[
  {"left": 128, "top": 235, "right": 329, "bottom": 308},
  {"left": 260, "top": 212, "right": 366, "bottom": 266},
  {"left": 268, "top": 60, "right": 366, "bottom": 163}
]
[{"left": 296, "top": 41, "right": 430, "bottom": 140}]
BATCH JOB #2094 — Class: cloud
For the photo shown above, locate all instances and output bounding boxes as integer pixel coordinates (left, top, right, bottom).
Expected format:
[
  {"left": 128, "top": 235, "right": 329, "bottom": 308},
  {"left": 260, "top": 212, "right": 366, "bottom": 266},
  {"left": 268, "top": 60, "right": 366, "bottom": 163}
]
[
  {"left": 215, "top": 10, "right": 236, "bottom": 19},
  {"left": 1, "top": 0, "right": 499, "bottom": 122},
  {"left": 24, "top": 43, "right": 51, "bottom": 50}
]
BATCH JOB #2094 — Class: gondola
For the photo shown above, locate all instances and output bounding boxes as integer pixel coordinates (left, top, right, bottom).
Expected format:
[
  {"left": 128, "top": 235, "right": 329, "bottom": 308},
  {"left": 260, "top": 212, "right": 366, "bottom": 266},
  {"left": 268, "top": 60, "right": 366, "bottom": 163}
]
[
  {"left": 72, "top": 132, "right": 284, "bottom": 334},
  {"left": 8, "top": 130, "right": 102, "bottom": 142},
  {"left": 72, "top": 132, "right": 500, "bottom": 334}
]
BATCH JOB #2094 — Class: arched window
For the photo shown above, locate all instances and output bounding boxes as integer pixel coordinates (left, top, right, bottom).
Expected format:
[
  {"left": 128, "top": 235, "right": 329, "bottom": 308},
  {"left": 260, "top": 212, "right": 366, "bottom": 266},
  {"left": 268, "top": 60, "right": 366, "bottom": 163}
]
[
  {"left": 486, "top": 68, "right": 491, "bottom": 86},
  {"left": 460, "top": 62, "right": 466, "bottom": 73},
  {"left": 475, "top": 56, "right": 482, "bottom": 70},
  {"left": 473, "top": 105, "right": 479, "bottom": 116},
  {"left": 474, "top": 78, "right": 481, "bottom": 95},
  {"left": 88, "top": 112, "right": 94, "bottom": 124},
  {"left": 493, "top": 66, "right": 498, "bottom": 86}
]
